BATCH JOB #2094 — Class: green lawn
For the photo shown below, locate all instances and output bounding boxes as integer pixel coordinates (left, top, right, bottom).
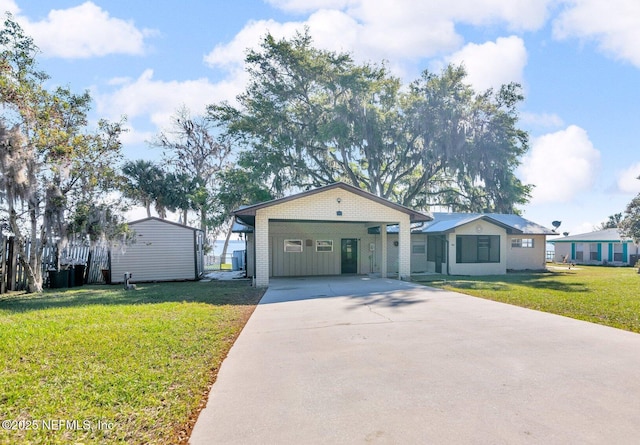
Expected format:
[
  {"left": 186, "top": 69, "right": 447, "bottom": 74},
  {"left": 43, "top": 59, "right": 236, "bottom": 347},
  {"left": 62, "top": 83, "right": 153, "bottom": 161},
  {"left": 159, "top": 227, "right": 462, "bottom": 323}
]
[
  {"left": 0, "top": 280, "right": 264, "bottom": 445},
  {"left": 413, "top": 265, "right": 640, "bottom": 333}
]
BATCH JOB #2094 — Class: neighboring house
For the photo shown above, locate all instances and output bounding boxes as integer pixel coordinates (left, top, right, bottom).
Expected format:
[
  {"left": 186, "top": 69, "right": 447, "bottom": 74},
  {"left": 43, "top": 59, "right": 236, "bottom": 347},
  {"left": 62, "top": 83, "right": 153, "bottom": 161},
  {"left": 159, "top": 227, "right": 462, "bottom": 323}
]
[
  {"left": 550, "top": 229, "right": 639, "bottom": 266},
  {"left": 232, "top": 182, "right": 554, "bottom": 286},
  {"left": 110, "top": 217, "right": 205, "bottom": 284}
]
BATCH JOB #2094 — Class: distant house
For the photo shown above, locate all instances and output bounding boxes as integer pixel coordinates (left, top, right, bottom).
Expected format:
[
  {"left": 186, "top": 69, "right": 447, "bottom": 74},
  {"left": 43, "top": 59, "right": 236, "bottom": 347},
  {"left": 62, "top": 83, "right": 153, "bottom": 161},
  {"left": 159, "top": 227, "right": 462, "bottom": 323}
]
[
  {"left": 110, "top": 217, "right": 205, "bottom": 284},
  {"left": 232, "top": 182, "right": 554, "bottom": 286},
  {"left": 550, "top": 228, "right": 639, "bottom": 266}
]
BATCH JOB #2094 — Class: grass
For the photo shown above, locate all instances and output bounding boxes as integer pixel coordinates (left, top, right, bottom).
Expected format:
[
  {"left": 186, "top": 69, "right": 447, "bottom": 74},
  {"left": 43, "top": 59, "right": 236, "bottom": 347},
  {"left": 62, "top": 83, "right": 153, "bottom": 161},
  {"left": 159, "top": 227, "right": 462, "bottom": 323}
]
[
  {"left": 413, "top": 265, "right": 640, "bottom": 333},
  {"left": 0, "top": 280, "right": 264, "bottom": 444}
]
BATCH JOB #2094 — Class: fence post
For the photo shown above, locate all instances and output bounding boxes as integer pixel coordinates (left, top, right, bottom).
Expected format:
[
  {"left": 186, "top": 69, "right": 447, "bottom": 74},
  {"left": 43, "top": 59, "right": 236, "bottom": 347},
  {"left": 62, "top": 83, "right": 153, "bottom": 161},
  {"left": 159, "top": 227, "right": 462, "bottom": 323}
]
[
  {"left": 7, "top": 237, "right": 17, "bottom": 291},
  {"left": 1, "top": 237, "right": 6, "bottom": 294}
]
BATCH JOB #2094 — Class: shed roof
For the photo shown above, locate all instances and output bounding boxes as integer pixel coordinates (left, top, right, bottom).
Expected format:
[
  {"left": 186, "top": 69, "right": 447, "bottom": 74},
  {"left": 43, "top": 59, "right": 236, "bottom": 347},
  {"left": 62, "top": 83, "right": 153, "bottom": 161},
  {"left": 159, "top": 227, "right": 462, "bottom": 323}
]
[
  {"left": 549, "top": 228, "right": 633, "bottom": 243},
  {"left": 128, "top": 216, "right": 203, "bottom": 232}
]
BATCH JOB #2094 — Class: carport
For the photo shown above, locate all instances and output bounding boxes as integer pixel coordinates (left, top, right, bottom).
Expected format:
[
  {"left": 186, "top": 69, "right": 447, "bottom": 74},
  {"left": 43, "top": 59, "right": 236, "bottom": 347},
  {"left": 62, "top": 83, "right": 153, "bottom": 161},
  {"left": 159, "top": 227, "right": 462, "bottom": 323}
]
[{"left": 233, "top": 182, "right": 431, "bottom": 286}]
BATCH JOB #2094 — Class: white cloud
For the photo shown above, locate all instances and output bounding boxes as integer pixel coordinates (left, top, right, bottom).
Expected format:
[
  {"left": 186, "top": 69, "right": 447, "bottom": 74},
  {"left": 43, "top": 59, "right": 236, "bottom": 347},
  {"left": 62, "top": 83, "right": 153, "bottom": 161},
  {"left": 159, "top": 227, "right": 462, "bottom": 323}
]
[
  {"left": 0, "top": 0, "right": 20, "bottom": 15},
  {"left": 95, "top": 68, "right": 245, "bottom": 131},
  {"left": 519, "top": 112, "right": 565, "bottom": 130},
  {"left": 265, "top": 0, "right": 355, "bottom": 13},
  {"left": 617, "top": 162, "right": 640, "bottom": 193},
  {"left": 205, "top": 0, "right": 554, "bottom": 79},
  {"left": 14, "top": 1, "right": 156, "bottom": 58},
  {"left": 204, "top": 19, "right": 302, "bottom": 69},
  {"left": 445, "top": 36, "right": 527, "bottom": 91},
  {"left": 519, "top": 125, "right": 601, "bottom": 204},
  {"left": 553, "top": 0, "right": 640, "bottom": 67},
  {"left": 204, "top": 12, "right": 363, "bottom": 67}
]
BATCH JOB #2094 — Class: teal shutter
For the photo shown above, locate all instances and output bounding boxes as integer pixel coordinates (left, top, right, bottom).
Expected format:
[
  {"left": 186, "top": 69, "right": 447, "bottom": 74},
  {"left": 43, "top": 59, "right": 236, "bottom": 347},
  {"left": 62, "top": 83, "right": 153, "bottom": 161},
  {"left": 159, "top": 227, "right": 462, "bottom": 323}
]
[
  {"left": 597, "top": 243, "right": 602, "bottom": 261},
  {"left": 608, "top": 243, "right": 613, "bottom": 262},
  {"left": 571, "top": 243, "right": 576, "bottom": 260},
  {"left": 623, "top": 243, "right": 628, "bottom": 261}
]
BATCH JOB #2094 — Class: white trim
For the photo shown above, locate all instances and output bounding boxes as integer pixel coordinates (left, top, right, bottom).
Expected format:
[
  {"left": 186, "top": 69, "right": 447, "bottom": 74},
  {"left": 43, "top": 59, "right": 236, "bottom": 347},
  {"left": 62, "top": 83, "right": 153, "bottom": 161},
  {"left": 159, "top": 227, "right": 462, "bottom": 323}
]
[
  {"left": 316, "top": 240, "right": 333, "bottom": 252},
  {"left": 284, "top": 239, "right": 303, "bottom": 253}
]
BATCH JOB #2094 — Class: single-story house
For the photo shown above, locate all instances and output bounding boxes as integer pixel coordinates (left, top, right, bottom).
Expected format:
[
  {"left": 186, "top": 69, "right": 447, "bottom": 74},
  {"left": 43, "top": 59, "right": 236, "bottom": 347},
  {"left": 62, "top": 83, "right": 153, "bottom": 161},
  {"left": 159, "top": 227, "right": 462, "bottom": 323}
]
[
  {"left": 550, "top": 228, "right": 639, "bottom": 266},
  {"left": 379, "top": 212, "right": 555, "bottom": 275},
  {"left": 232, "top": 182, "right": 554, "bottom": 286},
  {"left": 110, "top": 217, "right": 205, "bottom": 284}
]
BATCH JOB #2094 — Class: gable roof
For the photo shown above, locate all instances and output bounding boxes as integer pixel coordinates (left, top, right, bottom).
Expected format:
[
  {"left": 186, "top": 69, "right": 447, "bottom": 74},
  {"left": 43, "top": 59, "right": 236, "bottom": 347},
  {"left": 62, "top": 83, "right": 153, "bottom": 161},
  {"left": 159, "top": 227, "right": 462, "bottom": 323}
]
[
  {"left": 415, "top": 212, "right": 555, "bottom": 235},
  {"left": 128, "top": 216, "right": 203, "bottom": 232},
  {"left": 549, "top": 228, "right": 634, "bottom": 243},
  {"left": 367, "top": 212, "right": 553, "bottom": 235},
  {"left": 233, "top": 182, "right": 432, "bottom": 226}
]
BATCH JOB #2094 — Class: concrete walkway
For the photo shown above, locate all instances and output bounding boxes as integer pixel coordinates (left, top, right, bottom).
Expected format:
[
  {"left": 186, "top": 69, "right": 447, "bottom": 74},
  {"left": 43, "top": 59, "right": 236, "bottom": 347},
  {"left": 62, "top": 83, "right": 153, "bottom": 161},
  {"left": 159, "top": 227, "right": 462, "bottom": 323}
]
[{"left": 190, "top": 276, "right": 640, "bottom": 444}]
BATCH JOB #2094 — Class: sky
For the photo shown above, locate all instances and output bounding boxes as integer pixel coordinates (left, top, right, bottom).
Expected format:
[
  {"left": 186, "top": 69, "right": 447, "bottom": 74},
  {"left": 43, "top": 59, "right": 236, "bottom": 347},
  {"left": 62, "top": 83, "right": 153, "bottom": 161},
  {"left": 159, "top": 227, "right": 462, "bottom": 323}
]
[{"left": 2, "top": 0, "right": 640, "bottom": 238}]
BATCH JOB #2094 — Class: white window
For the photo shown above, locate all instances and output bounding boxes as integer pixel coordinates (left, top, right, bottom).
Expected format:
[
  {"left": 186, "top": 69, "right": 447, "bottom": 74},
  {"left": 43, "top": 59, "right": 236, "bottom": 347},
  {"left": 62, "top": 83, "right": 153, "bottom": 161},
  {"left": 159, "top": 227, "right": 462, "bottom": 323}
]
[
  {"left": 590, "top": 243, "right": 599, "bottom": 260},
  {"left": 284, "top": 239, "right": 303, "bottom": 253},
  {"left": 512, "top": 238, "right": 534, "bottom": 248},
  {"left": 316, "top": 240, "right": 333, "bottom": 252},
  {"left": 614, "top": 243, "right": 623, "bottom": 261},
  {"left": 575, "top": 243, "right": 584, "bottom": 261},
  {"left": 412, "top": 243, "right": 426, "bottom": 254}
]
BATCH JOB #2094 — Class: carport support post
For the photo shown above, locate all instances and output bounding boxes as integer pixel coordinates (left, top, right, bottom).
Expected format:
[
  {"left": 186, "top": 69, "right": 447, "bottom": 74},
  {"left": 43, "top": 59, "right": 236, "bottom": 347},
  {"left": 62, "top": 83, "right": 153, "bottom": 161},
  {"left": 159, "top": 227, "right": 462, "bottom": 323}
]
[
  {"left": 398, "top": 217, "right": 411, "bottom": 280},
  {"left": 255, "top": 211, "right": 269, "bottom": 287},
  {"left": 380, "top": 224, "right": 387, "bottom": 278}
]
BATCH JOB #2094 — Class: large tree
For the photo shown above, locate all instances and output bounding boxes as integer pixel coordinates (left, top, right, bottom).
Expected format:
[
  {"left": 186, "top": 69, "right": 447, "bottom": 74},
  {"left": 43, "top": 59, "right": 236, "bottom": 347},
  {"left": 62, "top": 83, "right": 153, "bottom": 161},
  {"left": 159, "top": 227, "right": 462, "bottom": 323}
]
[
  {"left": 210, "top": 31, "right": 531, "bottom": 212},
  {"left": 212, "top": 167, "right": 273, "bottom": 261},
  {"left": 0, "top": 14, "right": 125, "bottom": 292},
  {"left": 597, "top": 213, "right": 623, "bottom": 230},
  {"left": 620, "top": 176, "right": 640, "bottom": 243},
  {"left": 149, "top": 106, "right": 232, "bottom": 231}
]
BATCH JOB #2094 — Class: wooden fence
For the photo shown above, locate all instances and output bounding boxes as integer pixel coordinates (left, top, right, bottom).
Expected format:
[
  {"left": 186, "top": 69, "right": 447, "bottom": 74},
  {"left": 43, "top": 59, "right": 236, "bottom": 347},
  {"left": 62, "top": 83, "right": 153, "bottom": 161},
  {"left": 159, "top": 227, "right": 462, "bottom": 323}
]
[{"left": 1, "top": 236, "right": 110, "bottom": 293}]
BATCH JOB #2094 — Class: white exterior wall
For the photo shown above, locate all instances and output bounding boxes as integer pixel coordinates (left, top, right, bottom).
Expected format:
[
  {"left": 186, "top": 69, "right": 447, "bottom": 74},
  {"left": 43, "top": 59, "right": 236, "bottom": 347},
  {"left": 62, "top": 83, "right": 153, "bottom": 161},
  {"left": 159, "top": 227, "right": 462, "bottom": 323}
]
[
  {"left": 385, "top": 234, "right": 429, "bottom": 274},
  {"left": 448, "top": 221, "right": 507, "bottom": 275},
  {"left": 411, "top": 234, "right": 428, "bottom": 273},
  {"left": 252, "top": 187, "right": 411, "bottom": 286},
  {"left": 386, "top": 234, "right": 399, "bottom": 274},
  {"left": 506, "top": 234, "right": 547, "bottom": 270},
  {"left": 111, "top": 219, "right": 199, "bottom": 283},
  {"left": 553, "top": 243, "right": 571, "bottom": 263},
  {"left": 553, "top": 241, "right": 639, "bottom": 265}
]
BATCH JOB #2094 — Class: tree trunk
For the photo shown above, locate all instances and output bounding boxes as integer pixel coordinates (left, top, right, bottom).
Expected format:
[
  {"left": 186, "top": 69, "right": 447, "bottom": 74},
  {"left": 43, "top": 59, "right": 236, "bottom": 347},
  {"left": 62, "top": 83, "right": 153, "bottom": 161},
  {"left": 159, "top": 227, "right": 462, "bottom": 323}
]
[
  {"left": 8, "top": 207, "right": 43, "bottom": 293},
  {"left": 220, "top": 221, "right": 233, "bottom": 265},
  {"left": 28, "top": 201, "right": 43, "bottom": 292},
  {"left": 199, "top": 207, "right": 207, "bottom": 234},
  {"left": 182, "top": 208, "right": 188, "bottom": 225}
]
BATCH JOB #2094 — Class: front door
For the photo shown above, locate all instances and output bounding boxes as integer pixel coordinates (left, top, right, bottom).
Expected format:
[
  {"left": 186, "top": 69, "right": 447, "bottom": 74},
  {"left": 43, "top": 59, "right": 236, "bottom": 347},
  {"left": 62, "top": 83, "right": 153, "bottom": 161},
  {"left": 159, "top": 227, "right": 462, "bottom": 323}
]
[{"left": 341, "top": 239, "right": 358, "bottom": 274}]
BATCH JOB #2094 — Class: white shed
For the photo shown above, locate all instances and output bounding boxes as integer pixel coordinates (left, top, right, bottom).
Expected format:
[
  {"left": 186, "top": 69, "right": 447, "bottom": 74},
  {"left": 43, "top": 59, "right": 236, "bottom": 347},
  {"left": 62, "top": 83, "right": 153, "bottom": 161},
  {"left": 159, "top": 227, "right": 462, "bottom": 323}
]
[{"left": 110, "top": 217, "right": 205, "bottom": 284}]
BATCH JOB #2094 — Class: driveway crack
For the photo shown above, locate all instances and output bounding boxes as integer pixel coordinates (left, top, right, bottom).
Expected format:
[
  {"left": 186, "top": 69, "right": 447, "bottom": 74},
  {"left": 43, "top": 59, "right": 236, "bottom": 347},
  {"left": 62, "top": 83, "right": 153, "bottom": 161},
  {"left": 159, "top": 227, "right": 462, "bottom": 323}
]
[{"left": 366, "top": 304, "right": 393, "bottom": 322}]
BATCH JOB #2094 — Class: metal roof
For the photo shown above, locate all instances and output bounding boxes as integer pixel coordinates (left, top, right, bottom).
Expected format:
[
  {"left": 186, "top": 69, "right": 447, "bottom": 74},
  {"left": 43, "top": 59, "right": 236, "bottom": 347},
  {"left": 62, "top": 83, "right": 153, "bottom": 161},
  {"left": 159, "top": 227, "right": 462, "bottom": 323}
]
[
  {"left": 128, "top": 216, "right": 203, "bottom": 232},
  {"left": 387, "top": 213, "right": 555, "bottom": 235},
  {"left": 549, "top": 228, "right": 633, "bottom": 243}
]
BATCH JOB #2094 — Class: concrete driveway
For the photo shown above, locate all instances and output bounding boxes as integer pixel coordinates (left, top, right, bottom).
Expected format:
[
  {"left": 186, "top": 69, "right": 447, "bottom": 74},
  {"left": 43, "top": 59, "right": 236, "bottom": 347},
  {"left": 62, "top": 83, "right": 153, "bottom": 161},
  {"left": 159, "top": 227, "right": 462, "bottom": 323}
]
[{"left": 190, "top": 276, "right": 640, "bottom": 444}]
